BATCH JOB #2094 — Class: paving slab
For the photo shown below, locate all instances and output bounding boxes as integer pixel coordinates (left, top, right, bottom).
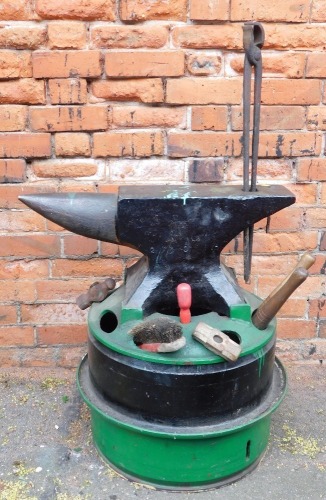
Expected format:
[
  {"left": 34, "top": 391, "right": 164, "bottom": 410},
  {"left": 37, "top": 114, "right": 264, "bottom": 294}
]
[{"left": 0, "top": 361, "right": 325, "bottom": 500}]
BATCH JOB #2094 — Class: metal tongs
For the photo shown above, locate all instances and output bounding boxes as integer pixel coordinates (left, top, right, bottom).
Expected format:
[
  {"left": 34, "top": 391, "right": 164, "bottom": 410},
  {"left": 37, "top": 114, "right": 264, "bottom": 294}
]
[{"left": 242, "top": 21, "right": 265, "bottom": 283}]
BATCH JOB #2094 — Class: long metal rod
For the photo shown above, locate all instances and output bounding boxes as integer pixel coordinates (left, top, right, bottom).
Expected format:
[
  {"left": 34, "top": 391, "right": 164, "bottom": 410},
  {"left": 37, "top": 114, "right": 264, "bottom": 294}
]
[{"left": 242, "top": 22, "right": 265, "bottom": 282}]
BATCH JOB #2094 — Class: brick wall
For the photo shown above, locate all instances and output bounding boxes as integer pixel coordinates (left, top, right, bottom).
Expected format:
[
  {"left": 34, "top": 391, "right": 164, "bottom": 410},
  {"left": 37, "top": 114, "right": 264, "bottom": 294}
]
[{"left": 0, "top": 0, "right": 325, "bottom": 367}]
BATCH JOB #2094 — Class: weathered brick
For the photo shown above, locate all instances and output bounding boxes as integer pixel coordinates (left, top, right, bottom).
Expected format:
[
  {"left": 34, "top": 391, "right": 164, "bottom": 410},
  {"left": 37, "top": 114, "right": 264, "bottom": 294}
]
[
  {"left": 110, "top": 159, "right": 185, "bottom": 183},
  {"left": 33, "top": 51, "right": 102, "bottom": 79},
  {"left": 276, "top": 319, "right": 316, "bottom": 340},
  {"left": 0, "top": 326, "right": 34, "bottom": 347},
  {"left": 258, "top": 132, "right": 321, "bottom": 157},
  {"left": 63, "top": 235, "right": 98, "bottom": 257},
  {"left": 261, "top": 80, "right": 321, "bottom": 105},
  {"left": 48, "top": 21, "right": 87, "bottom": 49},
  {"left": 0, "top": 23, "right": 46, "bottom": 49},
  {"left": 0, "top": 50, "right": 32, "bottom": 79},
  {"left": 1, "top": 235, "right": 60, "bottom": 258},
  {"left": 0, "top": 184, "right": 58, "bottom": 209},
  {"left": 0, "top": 305, "right": 17, "bottom": 325},
  {"left": 231, "top": 0, "right": 310, "bottom": 22},
  {"left": 0, "top": 0, "right": 36, "bottom": 21},
  {"left": 264, "top": 24, "right": 326, "bottom": 50},
  {"left": 93, "top": 131, "right": 164, "bottom": 157},
  {"left": 307, "top": 107, "right": 326, "bottom": 131},
  {"left": 35, "top": 0, "right": 115, "bottom": 21},
  {"left": 190, "top": 0, "right": 229, "bottom": 20},
  {"left": 166, "top": 78, "right": 242, "bottom": 104},
  {"left": 227, "top": 158, "right": 293, "bottom": 182},
  {"left": 0, "top": 211, "right": 46, "bottom": 232},
  {"left": 0, "top": 105, "right": 28, "bottom": 132},
  {"left": 0, "top": 133, "right": 51, "bottom": 158},
  {"left": 278, "top": 298, "right": 308, "bottom": 318},
  {"left": 309, "top": 254, "right": 326, "bottom": 275},
  {"left": 311, "top": 0, "right": 326, "bottom": 21},
  {"left": 168, "top": 132, "right": 242, "bottom": 157},
  {"left": 283, "top": 183, "right": 317, "bottom": 204},
  {"left": 100, "top": 242, "right": 119, "bottom": 256},
  {"left": 30, "top": 106, "right": 109, "bottom": 132},
  {"left": 321, "top": 186, "right": 326, "bottom": 205},
  {"left": 92, "top": 79, "right": 164, "bottom": 103},
  {"left": 21, "top": 303, "right": 87, "bottom": 325},
  {"left": 32, "top": 159, "right": 97, "bottom": 178},
  {"left": 319, "top": 321, "right": 326, "bottom": 338},
  {"left": 0, "top": 159, "right": 25, "bottom": 183},
  {"left": 320, "top": 233, "right": 326, "bottom": 251},
  {"left": 37, "top": 324, "right": 88, "bottom": 345},
  {"left": 231, "top": 106, "right": 306, "bottom": 131},
  {"left": 0, "top": 79, "right": 45, "bottom": 105},
  {"left": 105, "top": 51, "right": 185, "bottom": 78},
  {"left": 268, "top": 206, "right": 303, "bottom": 232},
  {"left": 120, "top": 0, "right": 187, "bottom": 22},
  {"left": 187, "top": 52, "right": 222, "bottom": 76},
  {"left": 297, "top": 158, "right": 326, "bottom": 182},
  {"left": 48, "top": 79, "right": 87, "bottom": 105},
  {"left": 228, "top": 52, "right": 305, "bottom": 79},
  {"left": 192, "top": 106, "right": 228, "bottom": 131},
  {"left": 55, "top": 133, "right": 91, "bottom": 157},
  {"left": 52, "top": 258, "right": 123, "bottom": 279},
  {"left": 36, "top": 278, "right": 93, "bottom": 301},
  {"left": 0, "top": 280, "right": 36, "bottom": 302},
  {"left": 172, "top": 25, "right": 242, "bottom": 49},
  {"left": 112, "top": 106, "right": 186, "bottom": 128},
  {"left": 188, "top": 159, "right": 224, "bottom": 183},
  {"left": 91, "top": 25, "right": 168, "bottom": 48},
  {"left": 252, "top": 232, "right": 318, "bottom": 254},
  {"left": 304, "top": 208, "right": 326, "bottom": 229},
  {"left": 306, "top": 53, "right": 326, "bottom": 78},
  {"left": 309, "top": 298, "right": 326, "bottom": 319}
]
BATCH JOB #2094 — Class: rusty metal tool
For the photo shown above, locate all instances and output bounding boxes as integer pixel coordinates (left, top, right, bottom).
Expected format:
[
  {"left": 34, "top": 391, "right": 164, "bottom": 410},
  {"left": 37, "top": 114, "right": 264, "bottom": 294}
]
[
  {"left": 252, "top": 267, "right": 308, "bottom": 330},
  {"left": 242, "top": 21, "right": 265, "bottom": 283},
  {"left": 76, "top": 278, "right": 116, "bottom": 310}
]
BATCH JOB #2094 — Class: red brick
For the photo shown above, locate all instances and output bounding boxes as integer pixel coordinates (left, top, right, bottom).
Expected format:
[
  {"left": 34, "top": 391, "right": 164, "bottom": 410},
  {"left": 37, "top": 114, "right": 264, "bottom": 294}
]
[
  {"left": 192, "top": 106, "right": 228, "bottom": 131},
  {"left": 261, "top": 80, "right": 321, "bottom": 105},
  {"left": 112, "top": 106, "right": 186, "bottom": 128},
  {"left": 48, "top": 21, "right": 87, "bottom": 49},
  {"left": 168, "top": 132, "right": 242, "bottom": 157},
  {"left": 35, "top": 0, "right": 115, "bottom": 21},
  {"left": 105, "top": 51, "right": 184, "bottom": 78},
  {"left": 268, "top": 206, "right": 303, "bottom": 232},
  {"left": 252, "top": 231, "right": 318, "bottom": 254},
  {"left": 0, "top": 211, "right": 46, "bottom": 232},
  {"left": 307, "top": 107, "right": 326, "bottom": 131},
  {"left": 0, "top": 259, "right": 49, "bottom": 280},
  {"left": 48, "top": 79, "right": 87, "bottom": 105},
  {"left": 20, "top": 347, "right": 58, "bottom": 367},
  {"left": 55, "top": 133, "right": 91, "bottom": 157},
  {"left": 258, "top": 132, "right": 321, "bottom": 157},
  {"left": 30, "top": 106, "right": 109, "bottom": 132},
  {"left": 231, "top": 0, "right": 310, "bottom": 22},
  {"left": 0, "top": 183, "right": 59, "bottom": 209},
  {"left": 51, "top": 258, "right": 123, "bottom": 279},
  {"left": 0, "top": 326, "right": 34, "bottom": 347},
  {"left": 0, "top": 79, "right": 45, "bottom": 105},
  {"left": 311, "top": 1, "right": 326, "bottom": 21},
  {"left": 305, "top": 208, "right": 326, "bottom": 229},
  {"left": 321, "top": 186, "right": 326, "bottom": 205},
  {"left": 319, "top": 321, "right": 326, "bottom": 338},
  {"left": 32, "top": 159, "right": 97, "bottom": 178},
  {"left": 33, "top": 51, "right": 102, "bottom": 78},
  {"left": 0, "top": 133, "right": 51, "bottom": 158},
  {"left": 0, "top": 23, "right": 46, "bottom": 49},
  {"left": 110, "top": 159, "right": 185, "bottom": 183},
  {"left": 100, "top": 242, "right": 119, "bottom": 256},
  {"left": 227, "top": 159, "right": 293, "bottom": 182},
  {"left": 309, "top": 298, "right": 326, "bottom": 319},
  {"left": 231, "top": 106, "right": 305, "bottom": 131},
  {"left": 306, "top": 53, "right": 326, "bottom": 77},
  {"left": 21, "top": 303, "right": 87, "bottom": 325},
  {"left": 166, "top": 78, "right": 242, "bottom": 104},
  {"left": 228, "top": 52, "right": 305, "bottom": 79},
  {"left": 0, "top": 105, "right": 28, "bottom": 132},
  {"left": 0, "top": 50, "right": 32, "bottom": 78},
  {"left": 94, "top": 131, "right": 164, "bottom": 157},
  {"left": 276, "top": 319, "right": 316, "bottom": 340},
  {"left": 37, "top": 324, "right": 88, "bottom": 345},
  {"left": 0, "top": 305, "right": 17, "bottom": 325},
  {"left": 278, "top": 298, "right": 307, "bottom": 318},
  {"left": 190, "top": 0, "right": 229, "bottom": 20},
  {"left": 63, "top": 235, "right": 98, "bottom": 256},
  {"left": 0, "top": 159, "right": 26, "bottom": 183},
  {"left": 187, "top": 52, "right": 222, "bottom": 76},
  {"left": 1, "top": 235, "right": 60, "bottom": 258},
  {"left": 264, "top": 24, "right": 326, "bottom": 50},
  {"left": 92, "top": 79, "right": 164, "bottom": 103},
  {"left": 309, "top": 254, "right": 326, "bottom": 275},
  {"left": 0, "top": 0, "right": 36, "bottom": 21},
  {"left": 0, "top": 280, "right": 35, "bottom": 302},
  {"left": 258, "top": 274, "right": 324, "bottom": 299},
  {"left": 283, "top": 183, "right": 317, "bottom": 204},
  {"left": 188, "top": 159, "right": 224, "bottom": 183},
  {"left": 120, "top": 0, "right": 187, "bottom": 21},
  {"left": 36, "top": 279, "right": 93, "bottom": 301},
  {"left": 91, "top": 25, "right": 168, "bottom": 49},
  {"left": 172, "top": 25, "right": 242, "bottom": 49}
]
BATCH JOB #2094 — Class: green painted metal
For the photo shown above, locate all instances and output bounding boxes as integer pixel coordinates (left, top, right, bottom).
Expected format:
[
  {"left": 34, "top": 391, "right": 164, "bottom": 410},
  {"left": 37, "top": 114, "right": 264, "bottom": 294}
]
[
  {"left": 88, "top": 287, "right": 275, "bottom": 366},
  {"left": 77, "top": 357, "right": 287, "bottom": 488},
  {"left": 230, "top": 303, "right": 252, "bottom": 321}
]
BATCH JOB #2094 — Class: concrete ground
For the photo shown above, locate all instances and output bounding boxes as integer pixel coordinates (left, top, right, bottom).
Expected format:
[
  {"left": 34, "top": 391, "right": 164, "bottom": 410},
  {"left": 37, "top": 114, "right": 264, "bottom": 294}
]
[{"left": 0, "top": 361, "right": 325, "bottom": 500}]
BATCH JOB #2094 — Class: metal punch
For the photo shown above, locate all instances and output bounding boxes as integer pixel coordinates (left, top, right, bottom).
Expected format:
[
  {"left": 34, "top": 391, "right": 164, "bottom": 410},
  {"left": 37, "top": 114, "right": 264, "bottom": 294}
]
[{"left": 242, "top": 21, "right": 265, "bottom": 283}]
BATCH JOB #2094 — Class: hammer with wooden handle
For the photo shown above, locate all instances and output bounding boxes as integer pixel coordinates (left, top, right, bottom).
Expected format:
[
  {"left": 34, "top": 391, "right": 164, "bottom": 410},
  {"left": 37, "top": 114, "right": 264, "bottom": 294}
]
[
  {"left": 252, "top": 267, "right": 308, "bottom": 330},
  {"left": 268, "top": 252, "right": 315, "bottom": 300}
]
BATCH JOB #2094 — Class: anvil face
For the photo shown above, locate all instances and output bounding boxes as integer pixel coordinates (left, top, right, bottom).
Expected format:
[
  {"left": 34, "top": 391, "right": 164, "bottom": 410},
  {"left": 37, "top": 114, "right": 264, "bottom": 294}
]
[{"left": 19, "top": 184, "right": 295, "bottom": 316}]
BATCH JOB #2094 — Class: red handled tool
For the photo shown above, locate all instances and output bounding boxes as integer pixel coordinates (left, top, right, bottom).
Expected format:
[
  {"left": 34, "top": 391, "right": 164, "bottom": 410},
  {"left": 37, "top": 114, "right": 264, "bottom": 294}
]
[{"left": 176, "top": 283, "right": 192, "bottom": 324}]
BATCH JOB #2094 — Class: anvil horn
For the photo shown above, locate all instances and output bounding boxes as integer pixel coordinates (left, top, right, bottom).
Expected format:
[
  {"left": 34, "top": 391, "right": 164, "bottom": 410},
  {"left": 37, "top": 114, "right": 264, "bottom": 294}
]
[{"left": 19, "top": 193, "right": 119, "bottom": 243}]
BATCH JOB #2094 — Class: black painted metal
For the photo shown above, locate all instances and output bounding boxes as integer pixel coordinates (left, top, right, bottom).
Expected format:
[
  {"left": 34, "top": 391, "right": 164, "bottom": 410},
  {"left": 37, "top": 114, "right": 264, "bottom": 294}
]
[{"left": 87, "top": 331, "right": 276, "bottom": 424}]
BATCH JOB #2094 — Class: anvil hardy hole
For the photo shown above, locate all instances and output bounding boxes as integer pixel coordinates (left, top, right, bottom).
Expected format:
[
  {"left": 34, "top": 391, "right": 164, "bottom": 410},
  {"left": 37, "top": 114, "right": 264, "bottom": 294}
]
[
  {"left": 100, "top": 311, "right": 118, "bottom": 333},
  {"left": 221, "top": 330, "right": 241, "bottom": 344}
]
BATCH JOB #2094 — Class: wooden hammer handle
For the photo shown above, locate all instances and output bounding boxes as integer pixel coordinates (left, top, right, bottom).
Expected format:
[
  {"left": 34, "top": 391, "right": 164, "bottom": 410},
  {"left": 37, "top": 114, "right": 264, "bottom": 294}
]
[
  {"left": 252, "top": 267, "right": 308, "bottom": 330},
  {"left": 269, "top": 252, "right": 315, "bottom": 300}
]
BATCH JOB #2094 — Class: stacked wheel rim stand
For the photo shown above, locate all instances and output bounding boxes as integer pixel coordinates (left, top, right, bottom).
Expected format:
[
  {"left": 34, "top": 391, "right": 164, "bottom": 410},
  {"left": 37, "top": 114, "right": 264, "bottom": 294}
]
[{"left": 20, "top": 22, "right": 312, "bottom": 490}]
